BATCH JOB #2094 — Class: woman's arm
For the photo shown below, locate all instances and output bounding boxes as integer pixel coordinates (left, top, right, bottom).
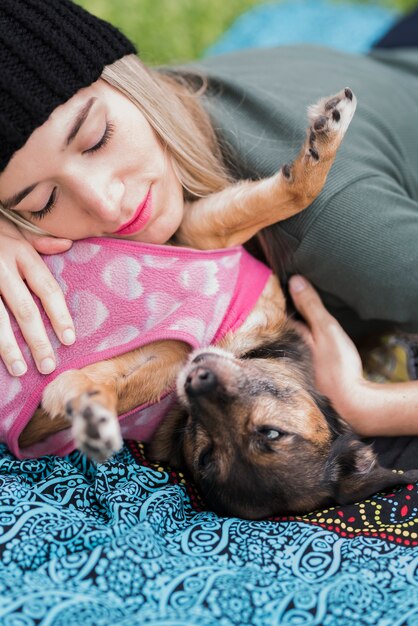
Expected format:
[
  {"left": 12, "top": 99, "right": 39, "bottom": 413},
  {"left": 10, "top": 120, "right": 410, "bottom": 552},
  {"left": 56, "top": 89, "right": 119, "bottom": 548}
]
[
  {"left": 289, "top": 275, "right": 418, "bottom": 437},
  {"left": 0, "top": 216, "right": 75, "bottom": 376}
]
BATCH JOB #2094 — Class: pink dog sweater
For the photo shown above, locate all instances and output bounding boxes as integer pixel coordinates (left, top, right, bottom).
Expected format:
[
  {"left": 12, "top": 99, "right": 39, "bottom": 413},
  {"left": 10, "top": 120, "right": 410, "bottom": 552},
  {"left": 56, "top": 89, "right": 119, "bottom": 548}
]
[{"left": 0, "top": 238, "right": 272, "bottom": 459}]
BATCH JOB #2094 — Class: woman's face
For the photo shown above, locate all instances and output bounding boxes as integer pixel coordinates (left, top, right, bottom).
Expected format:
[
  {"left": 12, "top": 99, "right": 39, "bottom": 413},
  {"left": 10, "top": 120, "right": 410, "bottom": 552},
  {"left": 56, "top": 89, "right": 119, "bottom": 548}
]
[{"left": 0, "top": 80, "right": 184, "bottom": 244}]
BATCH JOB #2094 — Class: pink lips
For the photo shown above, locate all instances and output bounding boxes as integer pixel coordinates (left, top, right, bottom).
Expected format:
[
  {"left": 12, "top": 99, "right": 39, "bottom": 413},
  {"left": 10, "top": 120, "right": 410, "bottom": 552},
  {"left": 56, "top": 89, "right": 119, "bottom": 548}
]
[{"left": 114, "top": 188, "right": 152, "bottom": 236}]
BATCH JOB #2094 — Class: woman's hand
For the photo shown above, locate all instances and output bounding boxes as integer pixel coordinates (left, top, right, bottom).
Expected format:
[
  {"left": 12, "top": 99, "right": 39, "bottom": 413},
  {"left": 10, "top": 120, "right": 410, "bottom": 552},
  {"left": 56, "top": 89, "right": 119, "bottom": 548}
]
[
  {"left": 0, "top": 217, "right": 75, "bottom": 376},
  {"left": 288, "top": 275, "right": 418, "bottom": 436},
  {"left": 288, "top": 274, "right": 366, "bottom": 411}
]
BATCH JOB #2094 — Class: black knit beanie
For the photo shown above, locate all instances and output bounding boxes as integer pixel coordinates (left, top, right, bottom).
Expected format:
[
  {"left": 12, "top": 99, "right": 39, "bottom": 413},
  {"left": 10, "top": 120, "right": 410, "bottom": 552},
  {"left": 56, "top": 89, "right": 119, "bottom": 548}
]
[{"left": 0, "top": 0, "right": 136, "bottom": 171}]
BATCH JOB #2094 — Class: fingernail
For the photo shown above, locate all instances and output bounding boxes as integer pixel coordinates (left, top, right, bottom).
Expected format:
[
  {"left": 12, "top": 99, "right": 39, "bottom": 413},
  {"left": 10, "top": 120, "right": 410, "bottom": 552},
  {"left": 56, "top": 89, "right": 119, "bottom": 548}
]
[
  {"left": 289, "top": 275, "right": 306, "bottom": 293},
  {"left": 62, "top": 328, "right": 75, "bottom": 345},
  {"left": 11, "top": 360, "right": 27, "bottom": 377},
  {"left": 40, "top": 357, "right": 55, "bottom": 375}
]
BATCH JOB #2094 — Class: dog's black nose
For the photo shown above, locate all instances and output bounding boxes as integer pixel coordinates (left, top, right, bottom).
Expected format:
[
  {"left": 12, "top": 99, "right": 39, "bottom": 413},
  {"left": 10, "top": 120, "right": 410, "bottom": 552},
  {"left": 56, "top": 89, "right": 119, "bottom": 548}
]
[{"left": 185, "top": 366, "right": 217, "bottom": 395}]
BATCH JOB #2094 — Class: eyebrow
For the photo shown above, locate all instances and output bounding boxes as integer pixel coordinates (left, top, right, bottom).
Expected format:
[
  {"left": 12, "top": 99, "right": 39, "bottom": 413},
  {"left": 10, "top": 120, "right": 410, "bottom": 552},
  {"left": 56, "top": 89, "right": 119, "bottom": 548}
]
[
  {"left": 65, "top": 96, "right": 96, "bottom": 146},
  {"left": 1, "top": 183, "right": 37, "bottom": 211},
  {"left": 0, "top": 97, "right": 97, "bottom": 211}
]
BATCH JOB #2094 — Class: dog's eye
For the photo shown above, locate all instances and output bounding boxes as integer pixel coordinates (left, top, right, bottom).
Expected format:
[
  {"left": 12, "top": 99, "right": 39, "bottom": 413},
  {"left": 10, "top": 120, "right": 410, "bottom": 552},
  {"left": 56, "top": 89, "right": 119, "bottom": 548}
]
[
  {"left": 198, "top": 446, "right": 213, "bottom": 470},
  {"left": 258, "top": 427, "right": 281, "bottom": 440}
]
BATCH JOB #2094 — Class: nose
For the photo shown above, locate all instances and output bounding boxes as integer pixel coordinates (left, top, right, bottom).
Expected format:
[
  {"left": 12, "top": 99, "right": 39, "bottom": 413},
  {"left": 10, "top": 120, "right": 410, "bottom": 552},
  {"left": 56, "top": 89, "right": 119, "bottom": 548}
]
[
  {"left": 185, "top": 366, "right": 218, "bottom": 396},
  {"left": 75, "top": 173, "right": 123, "bottom": 222}
]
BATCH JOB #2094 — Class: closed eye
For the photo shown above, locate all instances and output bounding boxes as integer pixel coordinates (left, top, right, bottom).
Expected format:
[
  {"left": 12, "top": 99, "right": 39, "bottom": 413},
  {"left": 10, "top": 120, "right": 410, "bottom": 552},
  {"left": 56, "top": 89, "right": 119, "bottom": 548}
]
[
  {"left": 84, "top": 121, "right": 115, "bottom": 154},
  {"left": 31, "top": 187, "right": 58, "bottom": 221},
  {"left": 30, "top": 121, "right": 115, "bottom": 221}
]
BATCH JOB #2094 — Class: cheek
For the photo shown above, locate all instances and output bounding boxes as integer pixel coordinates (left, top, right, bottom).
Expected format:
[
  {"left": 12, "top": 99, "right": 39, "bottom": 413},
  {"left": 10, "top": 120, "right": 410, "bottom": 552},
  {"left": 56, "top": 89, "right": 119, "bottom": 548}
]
[
  {"left": 124, "top": 113, "right": 165, "bottom": 168},
  {"left": 155, "top": 159, "right": 185, "bottom": 226}
]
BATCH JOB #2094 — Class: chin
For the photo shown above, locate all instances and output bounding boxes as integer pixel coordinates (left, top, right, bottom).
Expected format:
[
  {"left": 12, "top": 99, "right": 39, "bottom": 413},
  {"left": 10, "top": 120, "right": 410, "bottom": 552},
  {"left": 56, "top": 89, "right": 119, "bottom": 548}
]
[{"left": 136, "top": 216, "right": 182, "bottom": 245}]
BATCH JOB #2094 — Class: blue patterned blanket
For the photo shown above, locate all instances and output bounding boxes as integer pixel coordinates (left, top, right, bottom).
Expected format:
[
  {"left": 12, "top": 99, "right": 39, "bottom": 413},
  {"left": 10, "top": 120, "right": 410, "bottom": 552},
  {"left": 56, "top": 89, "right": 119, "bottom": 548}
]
[{"left": 1, "top": 441, "right": 418, "bottom": 625}]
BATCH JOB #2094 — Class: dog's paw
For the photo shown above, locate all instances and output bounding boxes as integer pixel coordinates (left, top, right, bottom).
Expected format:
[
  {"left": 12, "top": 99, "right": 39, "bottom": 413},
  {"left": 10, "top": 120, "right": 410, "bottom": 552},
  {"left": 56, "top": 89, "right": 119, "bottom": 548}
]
[
  {"left": 280, "top": 88, "right": 356, "bottom": 182},
  {"left": 66, "top": 392, "right": 123, "bottom": 463},
  {"left": 307, "top": 87, "right": 357, "bottom": 150}
]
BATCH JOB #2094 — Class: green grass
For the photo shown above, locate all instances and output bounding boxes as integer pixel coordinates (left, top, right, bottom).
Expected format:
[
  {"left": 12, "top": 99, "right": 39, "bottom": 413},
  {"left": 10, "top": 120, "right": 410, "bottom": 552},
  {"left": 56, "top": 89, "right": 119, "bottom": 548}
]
[
  {"left": 78, "top": 0, "right": 418, "bottom": 65},
  {"left": 78, "top": 0, "right": 266, "bottom": 65}
]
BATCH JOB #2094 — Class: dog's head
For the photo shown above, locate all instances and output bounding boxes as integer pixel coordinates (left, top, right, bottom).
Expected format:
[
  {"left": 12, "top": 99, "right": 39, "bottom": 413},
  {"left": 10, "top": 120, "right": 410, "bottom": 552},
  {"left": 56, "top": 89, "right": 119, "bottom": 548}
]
[{"left": 151, "top": 328, "right": 418, "bottom": 519}]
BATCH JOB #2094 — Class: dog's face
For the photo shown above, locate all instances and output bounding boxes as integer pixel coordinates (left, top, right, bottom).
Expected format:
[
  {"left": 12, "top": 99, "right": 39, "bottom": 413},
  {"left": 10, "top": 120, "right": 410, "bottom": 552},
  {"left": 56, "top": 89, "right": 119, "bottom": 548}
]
[
  {"left": 176, "top": 343, "right": 337, "bottom": 518},
  {"left": 151, "top": 328, "right": 418, "bottom": 519}
]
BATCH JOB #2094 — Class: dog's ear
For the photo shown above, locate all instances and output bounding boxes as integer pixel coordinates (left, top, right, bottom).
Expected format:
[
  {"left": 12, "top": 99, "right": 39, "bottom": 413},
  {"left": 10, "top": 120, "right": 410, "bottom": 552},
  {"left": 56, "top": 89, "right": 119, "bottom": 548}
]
[
  {"left": 328, "top": 435, "right": 418, "bottom": 505},
  {"left": 315, "top": 394, "right": 352, "bottom": 438}
]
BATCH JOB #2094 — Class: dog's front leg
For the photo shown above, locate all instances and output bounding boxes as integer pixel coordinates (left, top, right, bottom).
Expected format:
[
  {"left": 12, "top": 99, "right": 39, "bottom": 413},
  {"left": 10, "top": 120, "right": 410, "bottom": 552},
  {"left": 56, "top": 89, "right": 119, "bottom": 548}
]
[
  {"left": 25, "top": 366, "right": 122, "bottom": 462},
  {"left": 176, "top": 88, "right": 356, "bottom": 249},
  {"left": 20, "top": 340, "right": 191, "bottom": 462},
  {"left": 18, "top": 367, "right": 120, "bottom": 461}
]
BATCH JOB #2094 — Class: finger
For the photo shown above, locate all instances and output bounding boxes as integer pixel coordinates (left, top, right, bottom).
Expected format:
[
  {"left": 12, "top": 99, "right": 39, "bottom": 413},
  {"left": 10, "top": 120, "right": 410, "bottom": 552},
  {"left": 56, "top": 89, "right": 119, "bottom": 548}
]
[
  {"left": 0, "top": 276, "right": 58, "bottom": 375},
  {"left": 289, "top": 275, "right": 334, "bottom": 330},
  {"left": 0, "top": 298, "right": 28, "bottom": 376},
  {"left": 22, "top": 231, "right": 73, "bottom": 255},
  {"left": 18, "top": 252, "right": 75, "bottom": 349}
]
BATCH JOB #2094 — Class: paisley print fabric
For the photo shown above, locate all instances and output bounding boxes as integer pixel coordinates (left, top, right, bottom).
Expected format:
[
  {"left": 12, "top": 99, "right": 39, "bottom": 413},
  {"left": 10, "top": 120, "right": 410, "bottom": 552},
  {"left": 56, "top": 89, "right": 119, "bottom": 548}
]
[{"left": 1, "top": 441, "right": 418, "bottom": 625}]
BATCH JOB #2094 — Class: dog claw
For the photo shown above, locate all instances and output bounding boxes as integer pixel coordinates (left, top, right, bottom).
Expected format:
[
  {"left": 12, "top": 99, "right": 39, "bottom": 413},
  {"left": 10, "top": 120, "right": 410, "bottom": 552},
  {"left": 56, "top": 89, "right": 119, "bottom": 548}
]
[{"left": 281, "top": 163, "right": 293, "bottom": 179}]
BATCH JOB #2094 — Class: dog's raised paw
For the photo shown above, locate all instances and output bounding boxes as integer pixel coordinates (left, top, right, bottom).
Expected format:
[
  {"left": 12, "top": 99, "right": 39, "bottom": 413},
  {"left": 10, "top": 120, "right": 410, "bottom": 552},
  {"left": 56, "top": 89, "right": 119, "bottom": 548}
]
[
  {"left": 307, "top": 87, "right": 357, "bottom": 149},
  {"left": 280, "top": 87, "right": 357, "bottom": 181},
  {"left": 66, "top": 391, "right": 123, "bottom": 463}
]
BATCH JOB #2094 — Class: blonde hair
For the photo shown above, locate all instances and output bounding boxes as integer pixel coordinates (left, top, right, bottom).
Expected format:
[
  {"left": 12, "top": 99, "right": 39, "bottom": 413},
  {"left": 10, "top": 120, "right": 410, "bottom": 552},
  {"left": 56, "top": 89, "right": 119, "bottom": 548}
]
[{"left": 0, "top": 53, "right": 233, "bottom": 236}]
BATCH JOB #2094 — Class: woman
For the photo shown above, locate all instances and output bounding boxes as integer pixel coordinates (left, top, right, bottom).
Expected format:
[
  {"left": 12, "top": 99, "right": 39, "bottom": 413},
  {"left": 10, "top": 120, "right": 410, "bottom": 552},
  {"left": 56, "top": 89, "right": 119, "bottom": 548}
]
[{"left": 0, "top": 0, "right": 418, "bottom": 439}]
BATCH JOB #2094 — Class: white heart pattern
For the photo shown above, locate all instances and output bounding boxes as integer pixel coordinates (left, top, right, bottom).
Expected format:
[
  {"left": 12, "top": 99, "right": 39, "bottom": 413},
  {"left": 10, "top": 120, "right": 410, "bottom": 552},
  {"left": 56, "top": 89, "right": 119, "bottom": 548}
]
[
  {"left": 143, "top": 254, "right": 179, "bottom": 268},
  {"left": 45, "top": 255, "right": 68, "bottom": 294},
  {"left": 169, "top": 317, "right": 206, "bottom": 343},
  {"left": 71, "top": 290, "right": 109, "bottom": 339},
  {"left": 204, "top": 293, "right": 231, "bottom": 343},
  {"left": 67, "top": 242, "right": 101, "bottom": 264},
  {"left": 145, "top": 292, "right": 182, "bottom": 331},
  {"left": 102, "top": 256, "right": 143, "bottom": 300},
  {"left": 96, "top": 325, "right": 140, "bottom": 352},
  {"left": 179, "top": 260, "right": 219, "bottom": 296},
  {"left": 221, "top": 252, "right": 241, "bottom": 269}
]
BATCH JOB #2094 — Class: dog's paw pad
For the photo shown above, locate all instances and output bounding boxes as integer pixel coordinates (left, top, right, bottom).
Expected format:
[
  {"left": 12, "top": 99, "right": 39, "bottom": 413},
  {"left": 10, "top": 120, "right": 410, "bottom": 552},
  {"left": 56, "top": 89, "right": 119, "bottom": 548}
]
[
  {"left": 281, "top": 162, "right": 293, "bottom": 180},
  {"left": 66, "top": 393, "right": 123, "bottom": 463},
  {"left": 308, "top": 87, "right": 357, "bottom": 138}
]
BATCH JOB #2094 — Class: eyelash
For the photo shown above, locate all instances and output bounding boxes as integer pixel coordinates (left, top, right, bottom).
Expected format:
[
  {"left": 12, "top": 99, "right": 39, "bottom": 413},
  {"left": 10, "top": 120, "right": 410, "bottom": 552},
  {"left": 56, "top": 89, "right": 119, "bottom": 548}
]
[
  {"left": 31, "top": 121, "right": 115, "bottom": 221},
  {"left": 83, "top": 121, "right": 115, "bottom": 155}
]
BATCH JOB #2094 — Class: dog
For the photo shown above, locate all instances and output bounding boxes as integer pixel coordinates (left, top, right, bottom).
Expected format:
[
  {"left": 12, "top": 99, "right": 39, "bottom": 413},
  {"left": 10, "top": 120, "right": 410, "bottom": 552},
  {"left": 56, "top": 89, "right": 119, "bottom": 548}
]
[
  {"left": 16, "top": 87, "right": 413, "bottom": 519},
  {"left": 151, "top": 340, "right": 418, "bottom": 519}
]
